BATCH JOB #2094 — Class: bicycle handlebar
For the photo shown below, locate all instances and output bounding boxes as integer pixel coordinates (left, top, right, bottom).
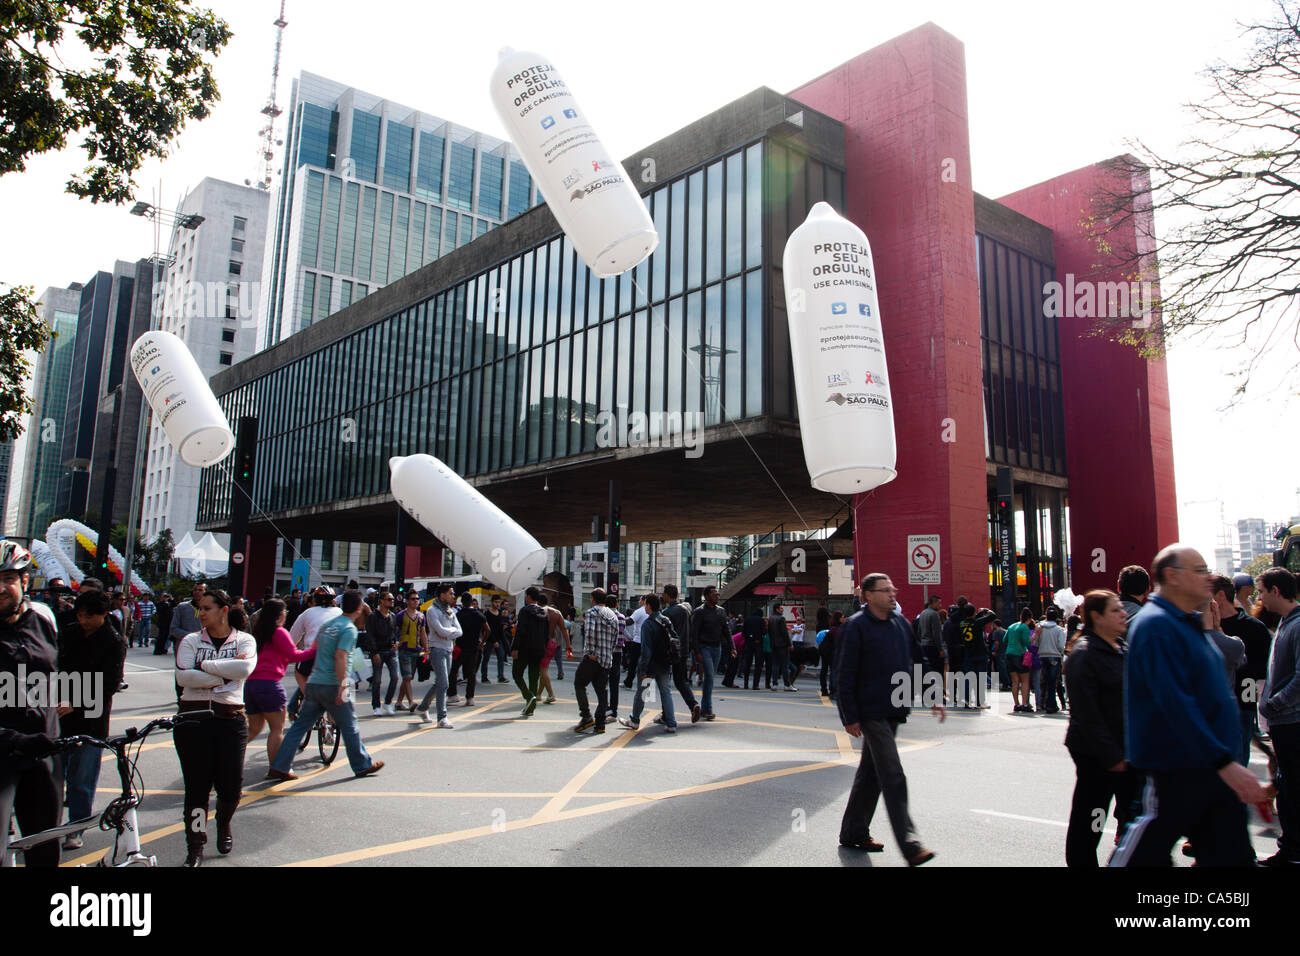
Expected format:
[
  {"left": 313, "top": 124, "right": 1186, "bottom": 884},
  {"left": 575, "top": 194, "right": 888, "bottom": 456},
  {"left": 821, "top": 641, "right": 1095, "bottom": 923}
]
[{"left": 50, "top": 715, "right": 178, "bottom": 754}]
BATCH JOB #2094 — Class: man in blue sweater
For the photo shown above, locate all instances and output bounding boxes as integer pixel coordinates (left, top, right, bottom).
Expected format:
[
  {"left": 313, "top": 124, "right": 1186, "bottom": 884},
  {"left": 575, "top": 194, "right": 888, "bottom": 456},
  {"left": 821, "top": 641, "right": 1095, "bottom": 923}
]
[
  {"left": 835, "top": 572, "right": 943, "bottom": 865},
  {"left": 1111, "top": 545, "right": 1268, "bottom": 867}
]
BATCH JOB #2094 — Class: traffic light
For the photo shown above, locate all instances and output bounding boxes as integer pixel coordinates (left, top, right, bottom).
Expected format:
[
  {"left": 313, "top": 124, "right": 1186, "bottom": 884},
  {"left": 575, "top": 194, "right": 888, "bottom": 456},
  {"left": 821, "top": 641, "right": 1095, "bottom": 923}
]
[
  {"left": 234, "top": 420, "right": 257, "bottom": 486},
  {"left": 611, "top": 504, "right": 621, "bottom": 530}
]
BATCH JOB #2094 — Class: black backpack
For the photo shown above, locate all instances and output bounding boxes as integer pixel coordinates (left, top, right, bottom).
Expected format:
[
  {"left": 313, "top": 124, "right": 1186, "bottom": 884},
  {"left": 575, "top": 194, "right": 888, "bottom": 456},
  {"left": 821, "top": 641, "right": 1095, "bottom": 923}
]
[{"left": 658, "top": 613, "right": 683, "bottom": 665}]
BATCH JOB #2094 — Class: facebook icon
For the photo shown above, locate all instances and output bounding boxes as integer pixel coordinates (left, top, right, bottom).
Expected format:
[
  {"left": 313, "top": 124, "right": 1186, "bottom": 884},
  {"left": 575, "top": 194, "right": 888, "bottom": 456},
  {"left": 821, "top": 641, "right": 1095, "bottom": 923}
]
[
  {"left": 858, "top": 303, "right": 871, "bottom": 316},
  {"left": 563, "top": 108, "right": 578, "bottom": 119}
]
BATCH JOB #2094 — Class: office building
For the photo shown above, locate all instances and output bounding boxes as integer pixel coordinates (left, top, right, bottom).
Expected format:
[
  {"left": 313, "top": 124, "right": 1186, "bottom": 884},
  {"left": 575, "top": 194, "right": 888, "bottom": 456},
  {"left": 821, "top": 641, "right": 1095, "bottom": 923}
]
[
  {"left": 57, "top": 262, "right": 152, "bottom": 529},
  {"left": 259, "top": 71, "right": 538, "bottom": 349},
  {"left": 4, "top": 287, "right": 83, "bottom": 540}
]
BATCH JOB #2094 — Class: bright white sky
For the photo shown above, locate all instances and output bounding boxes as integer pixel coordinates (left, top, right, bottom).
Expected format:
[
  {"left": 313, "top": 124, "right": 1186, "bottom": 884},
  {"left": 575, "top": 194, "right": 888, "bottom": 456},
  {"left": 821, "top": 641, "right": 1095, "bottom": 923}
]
[{"left": 2, "top": 0, "right": 1296, "bottom": 566}]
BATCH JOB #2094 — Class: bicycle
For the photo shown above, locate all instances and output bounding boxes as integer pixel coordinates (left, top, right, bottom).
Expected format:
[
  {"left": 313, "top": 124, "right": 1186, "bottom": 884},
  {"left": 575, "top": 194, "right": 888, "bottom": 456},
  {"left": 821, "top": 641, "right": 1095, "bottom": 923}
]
[
  {"left": 294, "top": 709, "right": 340, "bottom": 765},
  {"left": 5, "top": 716, "right": 175, "bottom": 867}
]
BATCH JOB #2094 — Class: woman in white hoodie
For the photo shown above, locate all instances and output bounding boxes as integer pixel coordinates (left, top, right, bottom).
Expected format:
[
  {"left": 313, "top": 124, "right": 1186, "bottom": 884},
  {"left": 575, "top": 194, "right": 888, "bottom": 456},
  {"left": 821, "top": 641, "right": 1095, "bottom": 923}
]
[{"left": 173, "top": 588, "right": 257, "bottom": 867}]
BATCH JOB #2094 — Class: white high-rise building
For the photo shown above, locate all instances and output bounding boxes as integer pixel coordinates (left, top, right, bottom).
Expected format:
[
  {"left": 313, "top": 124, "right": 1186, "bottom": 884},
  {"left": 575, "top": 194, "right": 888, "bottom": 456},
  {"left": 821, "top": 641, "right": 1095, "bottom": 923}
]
[{"left": 140, "top": 178, "right": 269, "bottom": 547}]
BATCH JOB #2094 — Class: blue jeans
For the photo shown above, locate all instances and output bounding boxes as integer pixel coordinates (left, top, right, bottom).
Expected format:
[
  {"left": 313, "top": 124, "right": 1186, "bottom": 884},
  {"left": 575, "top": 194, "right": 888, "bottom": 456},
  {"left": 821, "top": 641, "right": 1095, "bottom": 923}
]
[
  {"left": 419, "top": 646, "right": 452, "bottom": 719},
  {"left": 271, "top": 683, "right": 375, "bottom": 775},
  {"left": 698, "top": 643, "right": 723, "bottom": 714},
  {"left": 371, "top": 650, "right": 399, "bottom": 709},
  {"left": 630, "top": 668, "right": 676, "bottom": 728},
  {"left": 63, "top": 744, "right": 102, "bottom": 824},
  {"left": 1040, "top": 658, "right": 1062, "bottom": 713},
  {"left": 481, "top": 640, "right": 506, "bottom": 681}
]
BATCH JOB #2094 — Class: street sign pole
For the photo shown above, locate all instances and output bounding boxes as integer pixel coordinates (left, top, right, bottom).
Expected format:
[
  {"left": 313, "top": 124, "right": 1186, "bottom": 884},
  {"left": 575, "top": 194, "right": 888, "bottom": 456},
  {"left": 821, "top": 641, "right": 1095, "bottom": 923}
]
[{"left": 607, "top": 480, "right": 621, "bottom": 598}]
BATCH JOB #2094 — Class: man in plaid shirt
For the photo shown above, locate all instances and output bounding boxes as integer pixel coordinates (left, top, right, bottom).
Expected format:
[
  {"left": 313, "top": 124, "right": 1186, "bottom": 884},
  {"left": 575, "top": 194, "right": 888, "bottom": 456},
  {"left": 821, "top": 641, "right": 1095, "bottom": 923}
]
[{"left": 573, "top": 587, "right": 620, "bottom": 735}]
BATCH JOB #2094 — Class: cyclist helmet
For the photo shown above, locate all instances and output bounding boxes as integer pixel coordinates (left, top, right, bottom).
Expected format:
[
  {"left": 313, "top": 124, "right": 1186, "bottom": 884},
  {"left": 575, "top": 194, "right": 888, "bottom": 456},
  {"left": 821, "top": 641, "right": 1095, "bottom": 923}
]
[{"left": 0, "top": 540, "right": 33, "bottom": 574}]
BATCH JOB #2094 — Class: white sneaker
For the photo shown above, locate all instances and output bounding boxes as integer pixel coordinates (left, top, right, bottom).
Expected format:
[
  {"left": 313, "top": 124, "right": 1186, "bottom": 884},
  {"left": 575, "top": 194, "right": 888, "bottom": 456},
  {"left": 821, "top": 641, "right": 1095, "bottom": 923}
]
[
  {"left": 465, "top": 698, "right": 475, "bottom": 707},
  {"left": 372, "top": 706, "right": 382, "bottom": 716},
  {"left": 786, "top": 685, "right": 799, "bottom": 692},
  {"left": 447, "top": 695, "right": 461, "bottom": 704},
  {"left": 383, "top": 703, "right": 396, "bottom": 715},
  {"left": 62, "top": 834, "right": 83, "bottom": 850},
  {"left": 437, "top": 717, "right": 454, "bottom": 729},
  {"left": 419, "top": 709, "right": 433, "bottom": 723}
]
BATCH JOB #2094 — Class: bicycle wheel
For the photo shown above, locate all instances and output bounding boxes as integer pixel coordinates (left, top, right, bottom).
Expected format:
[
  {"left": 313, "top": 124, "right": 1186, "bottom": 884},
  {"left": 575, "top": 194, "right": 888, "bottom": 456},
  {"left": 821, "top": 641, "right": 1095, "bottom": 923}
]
[{"left": 318, "top": 713, "right": 340, "bottom": 765}]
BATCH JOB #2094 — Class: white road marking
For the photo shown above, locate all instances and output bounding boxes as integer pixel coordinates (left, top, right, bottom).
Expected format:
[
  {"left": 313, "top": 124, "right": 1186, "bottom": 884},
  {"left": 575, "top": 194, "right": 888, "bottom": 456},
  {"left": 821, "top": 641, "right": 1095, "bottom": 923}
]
[{"left": 971, "top": 808, "right": 1115, "bottom": 833}]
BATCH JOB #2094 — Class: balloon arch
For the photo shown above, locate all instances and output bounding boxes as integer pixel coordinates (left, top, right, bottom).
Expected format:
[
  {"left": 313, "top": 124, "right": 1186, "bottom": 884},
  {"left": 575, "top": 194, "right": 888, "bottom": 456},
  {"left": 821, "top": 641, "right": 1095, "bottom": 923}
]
[{"left": 29, "top": 519, "right": 150, "bottom": 595}]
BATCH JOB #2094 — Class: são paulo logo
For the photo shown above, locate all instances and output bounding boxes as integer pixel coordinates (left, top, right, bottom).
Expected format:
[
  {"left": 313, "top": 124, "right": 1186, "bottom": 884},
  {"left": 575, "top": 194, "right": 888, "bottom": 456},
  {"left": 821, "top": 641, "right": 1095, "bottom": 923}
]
[{"left": 826, "top": 392, "right": 889, "bottom": 408}]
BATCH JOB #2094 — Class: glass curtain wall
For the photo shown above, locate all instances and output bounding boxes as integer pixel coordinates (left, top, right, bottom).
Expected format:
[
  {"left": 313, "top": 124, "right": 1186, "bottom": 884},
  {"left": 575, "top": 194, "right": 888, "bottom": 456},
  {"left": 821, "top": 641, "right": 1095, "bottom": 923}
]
[{"left": 199, "top": 142, "right": 773, "bottom": 525}]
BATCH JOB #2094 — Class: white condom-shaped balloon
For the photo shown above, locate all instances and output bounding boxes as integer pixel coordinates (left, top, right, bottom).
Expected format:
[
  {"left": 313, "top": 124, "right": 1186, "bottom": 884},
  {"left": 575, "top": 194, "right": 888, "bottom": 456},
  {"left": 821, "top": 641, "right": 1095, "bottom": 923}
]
[
  {"left": 490, "top": 47, "right": 658, "bottom": 278},
  {"left": 782, "top": 202, "right": 897, "bottom": 494},
  {"left": 130, "top": 330, "right": 235, "bottom": 467},
  {"left": 389, "top": 454, "right": 548, "bottom": 594}
]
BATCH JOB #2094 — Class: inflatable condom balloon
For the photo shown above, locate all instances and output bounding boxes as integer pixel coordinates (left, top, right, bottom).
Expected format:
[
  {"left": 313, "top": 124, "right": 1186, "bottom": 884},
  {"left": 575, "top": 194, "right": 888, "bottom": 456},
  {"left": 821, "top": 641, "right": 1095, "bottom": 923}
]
[
  {"left": 389, "top": 454, "right": 548, "bottom": 594},
  {"left": 782, "top": 202, "right": 897, "bottom": 494},
  {"left": 490, "top": 48, "right": 658, "bottom": 278},
  {"left": 130, "top": 330, "right": 235, "bottom": 467}
]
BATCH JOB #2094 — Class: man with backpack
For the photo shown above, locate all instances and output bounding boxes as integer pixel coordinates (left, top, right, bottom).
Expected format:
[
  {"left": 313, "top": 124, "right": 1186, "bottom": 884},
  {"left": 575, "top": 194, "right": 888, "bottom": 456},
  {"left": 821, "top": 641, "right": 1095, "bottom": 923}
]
[
  {"left": 661, "top": 585, "right": 702, "bottom": 724},
  {"left": 618, "top": 594, "right": 679, "bottom": 734},
  {"left": 512, "top": 587, "right": 551, "bottom": 718}
]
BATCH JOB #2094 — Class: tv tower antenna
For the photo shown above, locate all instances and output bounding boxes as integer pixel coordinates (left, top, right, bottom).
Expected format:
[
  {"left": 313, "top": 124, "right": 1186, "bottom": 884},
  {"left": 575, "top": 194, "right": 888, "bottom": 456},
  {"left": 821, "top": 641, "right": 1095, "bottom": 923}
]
[{"left": 251, "top": 0, "right": 288, "bottom": 190}]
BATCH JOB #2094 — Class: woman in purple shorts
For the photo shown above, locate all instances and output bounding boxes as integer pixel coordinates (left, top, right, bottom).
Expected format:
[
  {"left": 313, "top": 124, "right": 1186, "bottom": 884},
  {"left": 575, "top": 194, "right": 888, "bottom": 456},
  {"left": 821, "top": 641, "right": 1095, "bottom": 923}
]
[{"left": 245, "top": 599, "right": 316, "bottom": 763}]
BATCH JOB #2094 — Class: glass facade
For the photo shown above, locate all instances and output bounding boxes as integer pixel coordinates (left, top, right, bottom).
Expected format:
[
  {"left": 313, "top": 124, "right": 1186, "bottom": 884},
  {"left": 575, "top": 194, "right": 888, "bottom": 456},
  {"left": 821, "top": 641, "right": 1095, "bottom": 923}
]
[
  {"left": 201, "top": 140, "right": 811, "bottom": 526},
  {"left": 350, "top": 110, "right": 381, "bottom": 183},
  {"left": 978, "top": 234, "right": 1066, "bottom": 476},
  {"left": 265, "top": 79, "right": 545, "bottom": 350},
  {"left": 22, "top": 310, "right": 79, "bottom": 537},
  {"left": 298, "top": 104, "right": 337, "bottom": 170},
  {"left": 977, "top": 233, "right": 1069, "bottom": 614}
]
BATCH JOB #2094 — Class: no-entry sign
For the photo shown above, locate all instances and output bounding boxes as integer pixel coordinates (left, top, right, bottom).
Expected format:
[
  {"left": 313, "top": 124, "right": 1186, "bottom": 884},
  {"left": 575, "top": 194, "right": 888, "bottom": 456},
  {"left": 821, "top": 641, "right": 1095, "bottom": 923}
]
[{"left": 907, "top": 535, "right": 940, "bottom": 585}]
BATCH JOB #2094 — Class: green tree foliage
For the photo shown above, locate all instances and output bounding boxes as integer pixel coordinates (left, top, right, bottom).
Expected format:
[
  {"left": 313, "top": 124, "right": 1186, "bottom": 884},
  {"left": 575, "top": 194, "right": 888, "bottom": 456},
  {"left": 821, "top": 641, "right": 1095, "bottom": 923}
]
[
  {"left": 0, "top": 284, "right": 52, "bottom": 440},
  {"left": 1, "top": 1, "right": 231, "bottom": 202},
  {"left": 0, "top": 1, "right": 230, "bottom": 439}
]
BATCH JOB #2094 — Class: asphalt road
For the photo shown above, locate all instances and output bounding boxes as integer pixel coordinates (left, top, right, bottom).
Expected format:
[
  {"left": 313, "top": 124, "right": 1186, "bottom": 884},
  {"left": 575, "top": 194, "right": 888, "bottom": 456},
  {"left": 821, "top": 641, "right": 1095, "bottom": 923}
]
[{"left": 56, "top": 645, "right": 1281, "bottom": 867}]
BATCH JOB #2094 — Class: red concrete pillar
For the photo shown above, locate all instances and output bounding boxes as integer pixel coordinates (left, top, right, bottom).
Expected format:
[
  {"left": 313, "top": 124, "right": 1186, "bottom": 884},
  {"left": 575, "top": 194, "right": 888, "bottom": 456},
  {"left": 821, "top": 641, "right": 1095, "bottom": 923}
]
[
  {"left": 404, "top": 545, "right": 443, "bottom": 579},
  {"left": 998, "top": 160, "right": 1178, "bottom": 592},
  {"left": 790, "top": 23, "right": 987, "bottom": 614},
  {"left": 243, "top": 534, "right": 278, "bottom": 598}
]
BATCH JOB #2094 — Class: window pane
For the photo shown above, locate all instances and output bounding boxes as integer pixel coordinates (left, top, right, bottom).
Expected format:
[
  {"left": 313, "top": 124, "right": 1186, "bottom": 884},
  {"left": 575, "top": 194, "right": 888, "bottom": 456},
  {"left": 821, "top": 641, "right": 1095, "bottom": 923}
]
[
  {"left": 746, "top": 143, "right": 762, "bottom": 269},
  {"left": 703, "top": 282, "right": 722, "bottom": 426},
  {"left": 669, "top": 178, "right": 686, "bottom": 297},
  {"left": 339, "top": 181, "right": 359, "bottom": 274},
  {"left": 745, "top": 269, "right": 762, "bottom": 416},
  {"left": 725, "top": 152, "right": 743, "bottom": 276},
  {"left": 357, "top": 187, "right": 377, "bottom": 281},
  {"left": 374, "top": 192, "right": 393, "bottom": 284},
  {"left": 447, "top": 141, "right": 475, "bottom": 211},
  {"left": 725, "top": 275, "right": 743, "bottom": 420},
  {"left": 687, "top": 169, "right": 704, "bottom": 290},
  {"left": 479, "top": 153, "right": 504, "bottom": 219},
  {"left": 301, "top": 171, "right": 324, "bottom": 267},
  {"left": 383, "top": 121, "right": 413, "bottom": 191},
  {"left": 350, "top": 110, "right": 381, "bottom": 182},
  {"left": 666, "top": 296, "right": 682, "bottom": 417},
  {"left": 651, "top": 188, "right": 668, "bottom": 303},
  {"left": 416, "top": 131, "right": 444, "bottom": 201},
  {"left": 706, "top": 161, "right": 723, "bottom": 284}
]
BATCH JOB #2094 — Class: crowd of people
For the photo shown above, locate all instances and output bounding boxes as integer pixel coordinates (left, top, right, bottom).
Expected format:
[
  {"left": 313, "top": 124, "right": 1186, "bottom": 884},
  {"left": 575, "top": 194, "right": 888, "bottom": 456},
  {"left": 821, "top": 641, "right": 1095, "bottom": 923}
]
[{"left": 2, "top": 538, "right": 1296, "bottom": 869}]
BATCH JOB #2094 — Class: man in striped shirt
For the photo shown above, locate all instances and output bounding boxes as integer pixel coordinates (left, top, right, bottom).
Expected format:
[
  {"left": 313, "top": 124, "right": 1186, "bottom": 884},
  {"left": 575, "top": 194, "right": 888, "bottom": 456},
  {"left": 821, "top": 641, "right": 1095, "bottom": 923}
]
[{"left": 574, "top": 588, "right": 619, "bottom": 735}]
